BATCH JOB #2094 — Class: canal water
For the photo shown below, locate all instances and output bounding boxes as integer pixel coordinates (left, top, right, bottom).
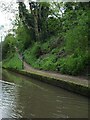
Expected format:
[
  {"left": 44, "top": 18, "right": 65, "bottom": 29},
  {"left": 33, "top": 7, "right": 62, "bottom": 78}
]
[{"left": 0, "top": 69, "right": 88, "bottom": 118}]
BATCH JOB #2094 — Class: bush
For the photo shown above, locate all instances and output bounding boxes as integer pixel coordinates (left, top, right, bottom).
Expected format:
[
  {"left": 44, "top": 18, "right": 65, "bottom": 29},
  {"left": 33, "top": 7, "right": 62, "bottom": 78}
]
[
  {"left": 3, "top": 53, "right": 22, "bottom": 70},
  {"left": 58, "top": 54, "right": 88, "bottom": 75},
  {"left": 24, "top": 42, "right": 42, "bottom": 65},
  {"left": 37, "top": 54, "right": 57, "bottom": 71}
]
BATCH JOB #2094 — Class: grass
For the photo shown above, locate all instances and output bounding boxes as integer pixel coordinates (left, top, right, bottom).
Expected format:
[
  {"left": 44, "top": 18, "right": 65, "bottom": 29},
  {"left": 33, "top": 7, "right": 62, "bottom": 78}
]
[{"left": 3, "top": 52, "right": 22, "bottom": 70}]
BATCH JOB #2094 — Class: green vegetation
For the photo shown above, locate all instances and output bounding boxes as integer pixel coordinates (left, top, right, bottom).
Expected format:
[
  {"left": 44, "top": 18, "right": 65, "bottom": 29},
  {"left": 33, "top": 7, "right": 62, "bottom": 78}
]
[
  {"left": 2, "top": 34, "right": 16, "bottom": 59},
  {"left": 3, "top": 53, "right": 22, "bottom": 70},
  {"left": 2, "top": 2, "right": 89, "bottom": 76}
]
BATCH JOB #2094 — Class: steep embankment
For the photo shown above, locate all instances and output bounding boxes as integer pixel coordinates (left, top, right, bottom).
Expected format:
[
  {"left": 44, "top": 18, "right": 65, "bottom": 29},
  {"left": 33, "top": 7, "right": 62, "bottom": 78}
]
[
  {"left": 3, "top": 35, "right": 89, "bottom": 77},
  {"left": 23, "top": 36, "right": 89, "bottom": 76}
]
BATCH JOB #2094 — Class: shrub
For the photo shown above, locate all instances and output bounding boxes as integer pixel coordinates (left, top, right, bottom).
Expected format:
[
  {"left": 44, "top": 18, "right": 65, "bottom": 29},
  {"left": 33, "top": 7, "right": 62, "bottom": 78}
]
[
  {"left": 3, "top": 53, "right": 22, "bottom": 70},
  {"left": 58, "top": 54, "right": 88, "bottom": 75}
]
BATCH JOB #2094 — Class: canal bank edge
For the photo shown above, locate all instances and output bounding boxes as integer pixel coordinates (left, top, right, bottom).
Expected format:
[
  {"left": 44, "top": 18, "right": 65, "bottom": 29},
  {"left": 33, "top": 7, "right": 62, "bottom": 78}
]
[{"left": 3, "top": 67, "right": 89, "bottom": 97}]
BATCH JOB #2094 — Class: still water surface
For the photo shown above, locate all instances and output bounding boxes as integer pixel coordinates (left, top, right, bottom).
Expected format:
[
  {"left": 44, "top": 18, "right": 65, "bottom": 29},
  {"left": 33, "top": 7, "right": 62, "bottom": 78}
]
[{"left": 1, "top": 69, "right": 88, "bottom": 118}]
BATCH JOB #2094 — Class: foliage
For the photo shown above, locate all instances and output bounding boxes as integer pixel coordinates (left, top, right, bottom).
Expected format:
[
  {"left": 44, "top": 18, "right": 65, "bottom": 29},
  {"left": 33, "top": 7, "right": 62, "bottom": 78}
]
[
  {"left": 2, "top": 2, "right": 89, "bottom": 76},
  {"left": 2, "top": 34, "right": 16, "bottom": 59},
  {"left": 24, "top": 42, "right": 42, "bottom": 66},
  {"left": 58, "top": 54, "right": 87, "bottom": 75},
  {"left": 15, "top": 23, "right": 32, "bottom": 52},
  {"left": 3, "top": 53, "right": 22, "bottom": 70}
]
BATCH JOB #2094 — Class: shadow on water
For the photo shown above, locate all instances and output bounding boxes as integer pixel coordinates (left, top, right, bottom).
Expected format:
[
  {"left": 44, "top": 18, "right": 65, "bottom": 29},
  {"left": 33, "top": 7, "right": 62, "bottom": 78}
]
[{"left": 1, "top": 69, "right": 89, "bottom": 118}]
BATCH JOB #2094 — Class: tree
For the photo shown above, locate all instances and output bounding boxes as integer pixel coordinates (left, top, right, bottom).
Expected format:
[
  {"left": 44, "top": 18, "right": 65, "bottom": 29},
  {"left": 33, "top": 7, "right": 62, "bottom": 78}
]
[
  {"left": 18, "top": 1, "right": 50, "bottom": 41},
  {"left": 2, "top": 34, "right": 16, "bottom": 59}
]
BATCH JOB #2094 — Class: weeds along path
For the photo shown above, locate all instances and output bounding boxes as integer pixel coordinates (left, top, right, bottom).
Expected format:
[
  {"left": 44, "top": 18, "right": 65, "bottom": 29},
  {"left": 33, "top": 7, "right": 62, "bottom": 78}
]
[{"left": 15, "top": 47, "right": 88, "bottom": 87}]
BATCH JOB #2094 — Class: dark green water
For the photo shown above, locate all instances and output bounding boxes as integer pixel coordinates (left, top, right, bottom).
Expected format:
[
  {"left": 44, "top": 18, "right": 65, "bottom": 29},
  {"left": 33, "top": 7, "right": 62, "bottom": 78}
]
[{"left": 1, "top": 69, "right": 88, "bottom": 118}]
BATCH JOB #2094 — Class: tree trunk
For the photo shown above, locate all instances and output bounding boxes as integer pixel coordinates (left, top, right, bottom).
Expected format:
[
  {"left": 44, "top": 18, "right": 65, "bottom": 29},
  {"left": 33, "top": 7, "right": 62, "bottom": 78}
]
[
  {"left": 29, "top": 2, "right": 39, "bottom": 41},
  {"left": 34, "top": 9, "right": 39, "bottom": 41}
]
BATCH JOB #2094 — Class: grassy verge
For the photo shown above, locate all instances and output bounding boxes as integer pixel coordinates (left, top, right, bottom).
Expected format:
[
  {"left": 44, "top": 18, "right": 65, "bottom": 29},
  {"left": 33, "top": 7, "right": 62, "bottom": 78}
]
[{"left": 3, "top": 52, "right": 22, "bottom": 70}]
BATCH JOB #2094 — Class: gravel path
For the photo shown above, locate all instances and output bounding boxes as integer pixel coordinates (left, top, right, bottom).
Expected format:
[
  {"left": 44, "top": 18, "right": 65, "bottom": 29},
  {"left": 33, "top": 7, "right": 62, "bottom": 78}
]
[{"left": 24, "top": 61, "right": 88, "bottom": 87}]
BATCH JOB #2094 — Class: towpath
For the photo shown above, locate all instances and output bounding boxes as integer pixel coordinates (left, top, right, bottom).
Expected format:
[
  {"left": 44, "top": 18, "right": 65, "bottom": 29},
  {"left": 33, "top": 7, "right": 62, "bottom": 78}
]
[{"left": 15, "top": 47, "right": 89, "bottom": 88}]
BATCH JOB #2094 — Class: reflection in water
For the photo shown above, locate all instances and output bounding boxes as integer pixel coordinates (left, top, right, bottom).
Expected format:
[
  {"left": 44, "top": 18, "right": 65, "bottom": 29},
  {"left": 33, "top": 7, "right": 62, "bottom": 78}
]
[{"left": 1, "top": 69, "right": 88, "bottom": 118}]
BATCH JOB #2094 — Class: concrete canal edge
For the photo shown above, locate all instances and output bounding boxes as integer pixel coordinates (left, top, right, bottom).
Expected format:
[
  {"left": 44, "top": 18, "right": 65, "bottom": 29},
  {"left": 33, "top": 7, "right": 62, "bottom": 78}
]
[{"left": 3, "top": 67, "right": 90, "bottom": 97}]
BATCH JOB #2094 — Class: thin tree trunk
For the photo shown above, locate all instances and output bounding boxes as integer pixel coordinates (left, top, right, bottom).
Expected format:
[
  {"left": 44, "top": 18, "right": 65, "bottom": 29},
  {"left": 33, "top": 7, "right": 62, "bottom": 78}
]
[
  {"left": 34, "top": 9, "right": 39, "bottom": 40},
  {"left": 29, "top": 2, "right": 39, "bottom": 41}
]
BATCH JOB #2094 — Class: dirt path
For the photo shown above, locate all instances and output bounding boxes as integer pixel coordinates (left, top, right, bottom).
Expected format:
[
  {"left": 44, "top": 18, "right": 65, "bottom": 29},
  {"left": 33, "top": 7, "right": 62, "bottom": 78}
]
[
  {"left": 16, "top": 49, "right": 88, "bottom": 87},
  {"left": 24, "top": 61, "right": 88, "bottom": 86}
]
